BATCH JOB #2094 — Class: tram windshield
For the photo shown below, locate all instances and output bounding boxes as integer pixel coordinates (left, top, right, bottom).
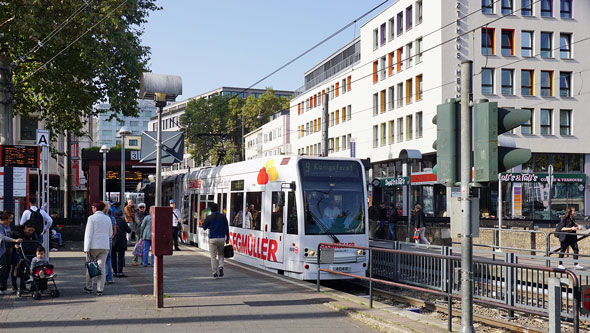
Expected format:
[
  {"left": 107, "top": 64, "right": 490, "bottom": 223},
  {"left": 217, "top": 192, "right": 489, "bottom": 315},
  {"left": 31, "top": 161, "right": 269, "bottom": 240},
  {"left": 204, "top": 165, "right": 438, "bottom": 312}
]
[{"left": 299, "top": 159, "right": 366, "bottom": 235}]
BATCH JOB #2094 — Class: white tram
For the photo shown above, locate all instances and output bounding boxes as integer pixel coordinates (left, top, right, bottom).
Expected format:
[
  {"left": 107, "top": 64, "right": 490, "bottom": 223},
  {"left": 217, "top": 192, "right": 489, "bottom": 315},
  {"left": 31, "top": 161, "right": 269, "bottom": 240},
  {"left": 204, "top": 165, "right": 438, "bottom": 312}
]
[{"left": 182, "top": 156, "right": 369, "bottom": 280}]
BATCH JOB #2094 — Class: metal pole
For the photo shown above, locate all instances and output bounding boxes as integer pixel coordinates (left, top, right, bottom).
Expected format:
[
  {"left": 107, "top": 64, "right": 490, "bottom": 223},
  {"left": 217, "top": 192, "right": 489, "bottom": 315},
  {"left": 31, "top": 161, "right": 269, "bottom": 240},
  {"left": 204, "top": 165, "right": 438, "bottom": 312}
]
[
  {"left": 321, "top": 92, "right": 329, "bottom": 157},
  {"left": 64, "top": 131, "right": 71, "bottom": 218},
  {"left": 155, "top": 104, "right": 163, "bottom": 207},
  {"left": 459, "top": 60, "right": 474, "bottom": 333},
  {"left": 369, "top": 249, "right": 373, "bottom": 308},
  {"left": 498, "top": 174, "right": 502, "bottom": 249},
  {"left": 241, "top": 107, "right": 244, "bottom": 161},
  {"left": 0, "top": 55, "right": 13, "bottom": 145},
  {"left": 120, "top": 136, "right": 125, "bottom": 205},
  {"left": 407, "top": 162, "right": 412, "bottom": 242},
  {"left": 103, "top": 152, "right": 107, "bottom": 201}
]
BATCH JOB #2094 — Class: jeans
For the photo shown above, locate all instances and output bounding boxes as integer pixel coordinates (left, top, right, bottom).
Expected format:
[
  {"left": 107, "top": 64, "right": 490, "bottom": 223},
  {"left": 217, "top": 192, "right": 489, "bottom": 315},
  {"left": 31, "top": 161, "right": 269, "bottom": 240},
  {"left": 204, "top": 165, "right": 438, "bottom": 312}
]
[
  {"left": 172, "top": 226, "right": 180, "bottom": 248},
  {"left": 142, "top": 240, "right": 154, "bottom": 266},
  {"left": 105, "top": 240, "right": 113, "bottom": 281},
  {"left": 86, "top": 249, "right": 108, "bottom": 292},
  {"left": 0, "top": 252, "right": 9, "bottom": 291},
  {"left": 111, "top": 250, "right": 125, "bottom": 275},
  {"left": 415, "top": 227, "right": 430, "bottom": 245},
  {"left": 208, "top": 238, "right": 225, "bottom": 275},
  {"left": 559, "top": 238, "right": 579, "bottom": 265},
  {"left": 53, "top": 233, "right": 63, "bottom": 246},
  {"left": 387, "top": 222, "right": 395, "bottom": 240}
]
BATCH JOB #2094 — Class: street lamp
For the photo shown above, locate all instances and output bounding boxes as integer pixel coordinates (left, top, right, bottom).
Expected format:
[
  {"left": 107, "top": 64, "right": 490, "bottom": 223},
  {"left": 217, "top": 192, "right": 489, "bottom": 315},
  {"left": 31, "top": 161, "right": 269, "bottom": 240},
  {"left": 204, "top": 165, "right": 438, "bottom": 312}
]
[
  {"left": 241, "top": 102, "right": 263, "bottom": 161},
  {"left": 118, "top": 126, "right": 132, "bottom": 204},
  {"left": 100, "top": 144, "right": 110, "bottom": 201}
]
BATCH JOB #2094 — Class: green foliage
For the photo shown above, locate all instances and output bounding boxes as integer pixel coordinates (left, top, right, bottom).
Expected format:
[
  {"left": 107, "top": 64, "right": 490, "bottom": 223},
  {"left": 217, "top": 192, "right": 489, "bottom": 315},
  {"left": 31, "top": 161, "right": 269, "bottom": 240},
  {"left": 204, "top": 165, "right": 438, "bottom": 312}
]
[
  {"left": 180, "top": 88, "right": 291, "bottom": 166},
  {"left": 1, "top": 0, "right": 160, "bottom": 138}
]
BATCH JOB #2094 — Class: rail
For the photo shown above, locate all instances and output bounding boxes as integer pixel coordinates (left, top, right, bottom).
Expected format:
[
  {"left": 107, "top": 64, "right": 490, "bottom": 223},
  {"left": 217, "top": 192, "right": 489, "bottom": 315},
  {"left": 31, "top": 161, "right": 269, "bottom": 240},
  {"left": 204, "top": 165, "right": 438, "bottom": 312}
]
[
  {"left": 546, "top": 231, "right": 590, "bottom": 262},
  {"left": 316, "top": 242, "right": 581, "bottom": 333}
]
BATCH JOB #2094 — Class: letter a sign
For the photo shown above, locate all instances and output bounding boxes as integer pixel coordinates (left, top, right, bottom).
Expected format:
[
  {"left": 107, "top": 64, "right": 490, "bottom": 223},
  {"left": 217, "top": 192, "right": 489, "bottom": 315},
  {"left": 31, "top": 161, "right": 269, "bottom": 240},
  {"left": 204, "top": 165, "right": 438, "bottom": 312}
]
[{"left": 36, "top": 129, "right": 50, "bottom": 147}]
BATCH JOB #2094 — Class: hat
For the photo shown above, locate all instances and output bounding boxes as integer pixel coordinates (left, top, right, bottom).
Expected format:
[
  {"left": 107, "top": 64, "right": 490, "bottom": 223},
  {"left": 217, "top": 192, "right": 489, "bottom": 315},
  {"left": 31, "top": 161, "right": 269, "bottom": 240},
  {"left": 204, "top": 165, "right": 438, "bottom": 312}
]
[
  {"left": 169, "top": 199, "right": 175, "bottom": 204},
  {"left": 138, "top": 203, "right": 146, "bottom": 208}
]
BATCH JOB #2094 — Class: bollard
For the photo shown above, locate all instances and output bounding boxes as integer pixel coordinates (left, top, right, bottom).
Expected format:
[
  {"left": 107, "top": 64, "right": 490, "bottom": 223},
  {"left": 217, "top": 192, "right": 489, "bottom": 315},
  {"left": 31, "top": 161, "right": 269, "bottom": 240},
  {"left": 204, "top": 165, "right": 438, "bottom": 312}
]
[{"left": 548, "top": 277, "right": 561, "bottom": 333}]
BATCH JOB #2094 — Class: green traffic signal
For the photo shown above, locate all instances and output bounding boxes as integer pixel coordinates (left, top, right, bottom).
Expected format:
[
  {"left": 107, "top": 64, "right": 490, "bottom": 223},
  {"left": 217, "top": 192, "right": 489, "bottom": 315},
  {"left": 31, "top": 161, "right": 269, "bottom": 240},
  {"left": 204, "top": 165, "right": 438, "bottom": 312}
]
[{"left": 432, "top": 98, "right": 460, "bottom": 186}]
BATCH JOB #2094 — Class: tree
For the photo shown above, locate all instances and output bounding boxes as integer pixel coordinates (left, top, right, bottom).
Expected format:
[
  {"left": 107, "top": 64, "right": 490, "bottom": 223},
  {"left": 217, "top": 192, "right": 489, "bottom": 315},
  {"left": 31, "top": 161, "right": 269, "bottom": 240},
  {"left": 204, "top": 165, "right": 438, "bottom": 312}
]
[
  {"left": 0, "top": 0, "right": 159, "bottom": 139},
  {"left": 180, "top": 88, "right": 291, "bottom": 165}
]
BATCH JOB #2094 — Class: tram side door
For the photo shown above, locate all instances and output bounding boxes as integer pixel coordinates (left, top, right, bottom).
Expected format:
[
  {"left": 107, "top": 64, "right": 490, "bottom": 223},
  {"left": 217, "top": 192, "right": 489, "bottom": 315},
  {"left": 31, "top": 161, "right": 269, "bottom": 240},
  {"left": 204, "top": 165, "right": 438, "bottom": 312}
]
[{"left": 263, "top": 186, "right": 284, "bottom": 266}]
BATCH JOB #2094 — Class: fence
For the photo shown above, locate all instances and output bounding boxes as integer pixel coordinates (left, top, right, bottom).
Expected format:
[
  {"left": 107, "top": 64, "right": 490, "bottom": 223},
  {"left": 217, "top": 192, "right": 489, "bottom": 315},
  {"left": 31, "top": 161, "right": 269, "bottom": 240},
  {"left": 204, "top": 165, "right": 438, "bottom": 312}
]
[{"left": 316, "top": 242, "right": 581, "bottom": 333}]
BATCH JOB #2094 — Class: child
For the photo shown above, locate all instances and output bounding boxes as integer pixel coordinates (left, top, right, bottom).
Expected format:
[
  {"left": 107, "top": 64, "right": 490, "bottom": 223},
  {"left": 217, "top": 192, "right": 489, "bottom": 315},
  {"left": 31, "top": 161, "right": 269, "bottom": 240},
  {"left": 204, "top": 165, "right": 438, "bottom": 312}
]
[{"left": 28, "top": 246, "right": 56, "bottom": 280}]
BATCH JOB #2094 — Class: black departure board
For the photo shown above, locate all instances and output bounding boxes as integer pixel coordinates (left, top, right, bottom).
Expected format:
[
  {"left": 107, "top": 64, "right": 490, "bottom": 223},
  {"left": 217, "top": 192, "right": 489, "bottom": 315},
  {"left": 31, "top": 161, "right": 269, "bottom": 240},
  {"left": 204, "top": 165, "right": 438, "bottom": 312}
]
[
  {"left": 1, "top": 145, "right": 39, "bottom": 168},
  {"left": 106, "top": 170, "right": 143, "bottom": 181}
]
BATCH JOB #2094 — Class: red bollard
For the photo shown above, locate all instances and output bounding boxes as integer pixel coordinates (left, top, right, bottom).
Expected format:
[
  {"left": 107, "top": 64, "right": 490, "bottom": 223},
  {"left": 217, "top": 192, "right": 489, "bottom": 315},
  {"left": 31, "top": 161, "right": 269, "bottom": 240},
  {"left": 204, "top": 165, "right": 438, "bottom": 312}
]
[{"left": 151, "top": 206, "right": 173, "bottom": 308}]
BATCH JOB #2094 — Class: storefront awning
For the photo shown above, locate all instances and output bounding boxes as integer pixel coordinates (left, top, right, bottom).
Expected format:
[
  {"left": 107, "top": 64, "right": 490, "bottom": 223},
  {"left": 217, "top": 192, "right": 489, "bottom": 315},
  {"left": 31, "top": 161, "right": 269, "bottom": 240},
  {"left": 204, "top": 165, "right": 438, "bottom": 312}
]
[{"left": 500, "top": 172, "right": 586, "bottom": 184}]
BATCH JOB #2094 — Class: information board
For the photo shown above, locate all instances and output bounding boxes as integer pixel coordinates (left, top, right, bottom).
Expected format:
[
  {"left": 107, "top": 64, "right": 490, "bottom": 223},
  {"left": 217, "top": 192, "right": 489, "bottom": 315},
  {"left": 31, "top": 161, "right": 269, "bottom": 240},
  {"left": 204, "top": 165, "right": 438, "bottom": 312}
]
[
  {"left": 106, "top": 171, "right": 143, "bottom": 181},
  {"left": 1, "top": 145, "right": 39, "bottom": 168}
]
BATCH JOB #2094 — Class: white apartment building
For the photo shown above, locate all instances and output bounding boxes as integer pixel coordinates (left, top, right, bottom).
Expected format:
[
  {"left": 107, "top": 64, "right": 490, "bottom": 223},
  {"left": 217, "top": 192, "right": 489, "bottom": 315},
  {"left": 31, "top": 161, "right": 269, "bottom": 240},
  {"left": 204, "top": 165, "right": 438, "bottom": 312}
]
[
  {"left": 244, "top": 109, "right": 291, "bottom": 160},
  {"left": 292, "top": 0, "right": 589, "bottom": 219}
]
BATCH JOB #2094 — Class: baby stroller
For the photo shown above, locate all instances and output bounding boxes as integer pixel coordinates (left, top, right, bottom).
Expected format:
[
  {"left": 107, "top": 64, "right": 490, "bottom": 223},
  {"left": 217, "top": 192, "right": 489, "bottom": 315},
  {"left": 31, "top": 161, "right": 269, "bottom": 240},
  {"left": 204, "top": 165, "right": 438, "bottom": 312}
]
[{"left": 15, "top": 240, "right": 60, "bottom": 300}]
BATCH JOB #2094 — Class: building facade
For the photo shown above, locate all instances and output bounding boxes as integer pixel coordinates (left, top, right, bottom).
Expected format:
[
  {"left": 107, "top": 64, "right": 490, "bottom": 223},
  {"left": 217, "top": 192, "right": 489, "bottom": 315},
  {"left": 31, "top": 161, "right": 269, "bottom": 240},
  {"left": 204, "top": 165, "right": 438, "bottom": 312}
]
[
  {"left": 244, "top": 109, "right": 291, "bottom": 160},
  {"left": 291, "top": 0, "right": 589, "bottom": 220},
  {"left": 94, "top": 99, "right": 156, "bottom": 148}
]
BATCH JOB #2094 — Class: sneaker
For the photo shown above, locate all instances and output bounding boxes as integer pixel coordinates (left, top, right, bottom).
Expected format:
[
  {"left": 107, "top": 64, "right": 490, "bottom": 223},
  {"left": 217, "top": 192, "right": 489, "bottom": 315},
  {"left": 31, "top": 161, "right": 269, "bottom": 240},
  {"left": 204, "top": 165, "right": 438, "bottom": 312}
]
[
  {"left": 574, "top": 264, "right": 584, "bottom": 269},
  {"left": 218, "top": 267, "right": 224, "bottom": 277},
  {"left": 27, "top": 276, "right": 34, "bottom": 282},
  {"left": 84, "top": 287, "right": 92, "bottom": 294},
  {"left": 558, "top": 265, "right": 566, "bottom": 270},
  {"left": 96, "top": 291, "right": 103, "bottom": 296},
  {"left": 118, "top": 273, "right": 128, "bottom": 278},
  {"left": 213, "top": 273, "right": 219, "bottom": 279},
  {"left": 106, "top": 280, "right": 114, "bottom": 284},
  {"left": 50, "top": 248, "right": 58, "bottom": 252}
]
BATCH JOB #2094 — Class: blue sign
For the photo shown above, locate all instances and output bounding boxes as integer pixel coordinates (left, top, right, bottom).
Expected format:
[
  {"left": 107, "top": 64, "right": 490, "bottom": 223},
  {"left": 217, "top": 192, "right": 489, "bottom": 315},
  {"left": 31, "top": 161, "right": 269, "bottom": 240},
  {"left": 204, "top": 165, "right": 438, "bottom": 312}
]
[{"left": 350, "top": 141, "right": 356, "bottom": 158}]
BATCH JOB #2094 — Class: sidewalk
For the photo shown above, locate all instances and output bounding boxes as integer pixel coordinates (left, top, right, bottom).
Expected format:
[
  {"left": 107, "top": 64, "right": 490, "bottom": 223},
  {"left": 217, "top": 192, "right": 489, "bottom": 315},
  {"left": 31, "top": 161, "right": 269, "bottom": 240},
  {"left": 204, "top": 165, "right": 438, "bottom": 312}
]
[{"left": 0, "top": 243, "right": 452, "bottom": 332}]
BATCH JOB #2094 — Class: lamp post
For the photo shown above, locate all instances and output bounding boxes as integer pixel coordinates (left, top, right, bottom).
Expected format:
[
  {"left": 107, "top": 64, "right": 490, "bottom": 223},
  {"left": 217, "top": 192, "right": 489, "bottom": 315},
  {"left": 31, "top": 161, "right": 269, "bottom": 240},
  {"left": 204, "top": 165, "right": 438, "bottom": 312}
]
[
  {"left": 241, "top": 102, "right": 263, "bottom": 161},
  {"left": 100, "top": 145, "right": 110, "bottom": 201},
  {"left": 118, "top": 126, "right": 132, "bottom": 204}
]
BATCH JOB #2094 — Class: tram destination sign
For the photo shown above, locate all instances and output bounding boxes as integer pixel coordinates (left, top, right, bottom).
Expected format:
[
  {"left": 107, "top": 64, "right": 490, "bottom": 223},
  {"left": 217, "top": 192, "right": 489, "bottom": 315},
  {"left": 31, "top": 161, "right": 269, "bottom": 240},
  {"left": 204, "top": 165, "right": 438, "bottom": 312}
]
[
  {"left": 1, "top": 145, "right": 40, "bottom": 168},
  {"left": 299, "top": 160, "right": 361, "bottom": 179}
]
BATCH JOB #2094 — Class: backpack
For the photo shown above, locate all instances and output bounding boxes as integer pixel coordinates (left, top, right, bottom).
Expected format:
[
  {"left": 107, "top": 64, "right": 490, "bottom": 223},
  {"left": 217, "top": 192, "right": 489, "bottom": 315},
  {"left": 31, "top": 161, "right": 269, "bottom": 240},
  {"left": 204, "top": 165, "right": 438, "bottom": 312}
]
[{"left": 29, "top": 209, "right": 44, "bottom": 236}]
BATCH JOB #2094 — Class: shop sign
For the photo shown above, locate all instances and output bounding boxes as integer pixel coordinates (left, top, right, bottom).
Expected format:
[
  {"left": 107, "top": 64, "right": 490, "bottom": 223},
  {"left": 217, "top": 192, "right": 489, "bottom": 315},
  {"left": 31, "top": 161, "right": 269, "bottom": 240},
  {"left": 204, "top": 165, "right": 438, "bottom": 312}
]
[
  {"left": 501, "top": 173, "right": 586, "bottom": 184},
  {"left": 380, "top": 176, "right": 410, "bottom": 187}
]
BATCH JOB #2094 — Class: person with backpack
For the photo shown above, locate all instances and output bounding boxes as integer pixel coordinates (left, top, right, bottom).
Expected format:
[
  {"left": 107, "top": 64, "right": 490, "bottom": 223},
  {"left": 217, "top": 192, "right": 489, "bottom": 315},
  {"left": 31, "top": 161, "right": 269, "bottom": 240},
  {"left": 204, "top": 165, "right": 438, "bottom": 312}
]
[
  {"left": 556, "top": 207, "right": 583, "bottom": 270},
  {"left": 20, "top": 198, "right": 53, "bottom": 243},
  {"left": 112, "top": 210, "right": 131, "bottom": 277}
]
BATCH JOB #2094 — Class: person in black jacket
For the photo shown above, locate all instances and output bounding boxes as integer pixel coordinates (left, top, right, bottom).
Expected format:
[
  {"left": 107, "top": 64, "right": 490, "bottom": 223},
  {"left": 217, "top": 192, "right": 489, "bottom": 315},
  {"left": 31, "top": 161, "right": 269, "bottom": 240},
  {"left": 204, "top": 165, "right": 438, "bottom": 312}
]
[
  {"left": 557, "top": 207, "right": 583, "bottom": 269},
  {"left": 112, "top": 210, "right": 131, "bottom": 277},
  {"left": 368, "top": 203, "right": 380, "bottom": 239},
  {"left": 413, "top": 204, "right": 430, "bottom": 245}
]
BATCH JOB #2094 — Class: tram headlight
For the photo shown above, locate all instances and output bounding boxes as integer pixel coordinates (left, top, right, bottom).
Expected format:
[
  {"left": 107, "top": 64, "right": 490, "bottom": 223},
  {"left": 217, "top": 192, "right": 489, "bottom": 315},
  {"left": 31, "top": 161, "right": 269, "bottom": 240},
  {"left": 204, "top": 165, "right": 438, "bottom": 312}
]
[
  {"left": 357, "top": 250, "right": 363, "bottom": 255},
  {"left": 308, "top": 250, "right": 316, "bottom": 257}
]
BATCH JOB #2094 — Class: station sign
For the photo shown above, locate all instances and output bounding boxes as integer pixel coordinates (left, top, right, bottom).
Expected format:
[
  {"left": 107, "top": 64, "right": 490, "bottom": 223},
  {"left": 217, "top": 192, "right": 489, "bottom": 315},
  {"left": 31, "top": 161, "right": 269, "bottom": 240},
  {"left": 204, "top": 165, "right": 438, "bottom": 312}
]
[
  {"left": 0, "top": 145, "right": 40, "bottom": 168},
  {"left": 379, "top": 176, "right": 410, "bottom": 187}
]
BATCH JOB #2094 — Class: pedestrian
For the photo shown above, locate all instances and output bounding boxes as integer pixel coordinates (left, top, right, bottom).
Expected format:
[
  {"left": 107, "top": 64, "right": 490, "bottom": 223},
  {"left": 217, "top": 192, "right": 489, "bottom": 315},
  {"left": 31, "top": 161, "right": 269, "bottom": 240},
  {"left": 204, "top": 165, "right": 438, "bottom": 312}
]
[
  {"left": 387, "top": 203, "right": 399, "bottom": 241},
  {"left": 243, "top": 205, "right": 253, "bottom": 229},
  {"left": 413, "top": 204, "right": 430, "bottom": 245},
  {"left": 557, "top": 207, "right": 583, "bottom": 269},
  {"left": 202, "top": 203, "right": 229, "bottom": 279},
  {"left": 1, "top": 211, "right": 23, "bottom": 295},
  {"left": 170, "top": 200, "right": 183, "bottom": 251},
  {"left": 368, "top": 202, "right": 379, "bottom": 239},
  {"left": 83, "top": 201, "right": 113, "bottom": 296},
  {"left": 124, "top": 200, "right": 136, "bottom": 243},
  {"left": 112, "top": 210, "right": 131, "bottom": 277},
  {"left": 20, "top": 197, "right": 53, "bottom": 243},
  {"left": 139, "top": 213, "right": 154, "bottom": 267},
  {"left": 377, "top": 202, "right": 388, "bottom": 239},
  {"left": 9, "top": 222, "right": 37, "bottom": 291},
  {"left": 102, "top": 202, "right": 117, "bottom": 285}
]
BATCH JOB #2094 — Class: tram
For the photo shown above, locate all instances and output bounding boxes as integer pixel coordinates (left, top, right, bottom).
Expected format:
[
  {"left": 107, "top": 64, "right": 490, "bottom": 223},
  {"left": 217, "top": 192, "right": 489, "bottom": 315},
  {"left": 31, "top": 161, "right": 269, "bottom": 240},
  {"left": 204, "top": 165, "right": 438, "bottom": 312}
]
[{"left": 179, "top": 156, "right": 369, "bottom": 280}]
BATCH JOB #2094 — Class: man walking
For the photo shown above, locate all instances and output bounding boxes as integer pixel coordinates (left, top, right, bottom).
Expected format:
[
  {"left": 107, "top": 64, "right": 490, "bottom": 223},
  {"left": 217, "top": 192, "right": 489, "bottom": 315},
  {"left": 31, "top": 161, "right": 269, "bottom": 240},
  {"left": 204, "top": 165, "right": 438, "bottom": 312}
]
[
  {"left": 202, "top": 203, "right": 229, "bottom": 279},
  {"left": 20, "top": 198, "right": 53, "bottom": 243},
  {"left": 170, "top": 200, "right": 183, "bottom": 251},
  {"left": 124, "top": 200, "right": 136, "bottom": 243}
]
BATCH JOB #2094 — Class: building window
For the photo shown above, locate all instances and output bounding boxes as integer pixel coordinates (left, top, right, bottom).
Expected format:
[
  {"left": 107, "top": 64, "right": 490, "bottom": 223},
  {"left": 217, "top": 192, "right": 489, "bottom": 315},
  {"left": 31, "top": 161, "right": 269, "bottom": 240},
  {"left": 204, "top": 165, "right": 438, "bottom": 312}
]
[
  {"left": 346, "top": 105, "right": 351, "bottom": 121},
  {"left": 406, "top": 42, "right": 413, "bottom": 68},
  {"left": 388, "top": 120, "right": 395, "bottom": 144},
  {"left": 335, "top": 110, "right": 339, "bottom": 125},
  {"left": 541, "top": 32, "right": 553, "bottom": 58},
  {"left": 388, "top": 86, "right": 395, "bottom": 110},
  {"left": 560, "top": 33, "right": 571, "bottom": 59},
  {"left": 541, "top": 70, "right": 554, "bottom": 97},
  {"left": 541, "top": 0, "right": 553, "bottom": 17},
  {"left": 482, "top": 28, "right": 495, "bottom": 55},
  {"left": 341, "top": 107, "right": 346, "bottom": 123},
  {"left": 521, "top": 31, "right": 533, "bottom": 57},
  {"left": 416, "top": 74, "right": 423, "bottom": 101},
  {"left": 388, "top": 52, "right": 394, "bottom": 76},
  {"left": 372, "top": 60, "right": 378, "bottom": 83},
  {"left": 406, "top": 115, "right": 413, "bottom": 140},
  {"left": 380, "top": 123, "right": 386, "bottom": 146},
  {"left": 330, "top": 113, "right": 334, "bottom": 127},
  {"left": 521, "top": 69, "right": 534, "bottom": 96},
  {"left": 501, "top": 69, "right": 514, "bottom": 95},
  {"left": 397, "top": 118, "right": 404, "bottom": 142},
  {"left": 380, "top": 90, "right": 386, "bottom": 113},
  {"left": 397, "top": 47, "right": 403, "bottom": 72},
  {"left": 482, "top": 68, "right": 494, "bottom": 95},
  {"left": 560, "top": 72, "right": 571, "bottom": 97},
  {"left": 560, "top": 110, "right": 571, "bottom": 135},
  {"left": 335, "top": 137, "right": 340, "bottom": 152},
  {"left": 415, "top": 37, "right": 423, "bottom": 63},
  {"left": 397, "top": 12, "right": 403, "bottom": 35},
  {"left": 20, "top": 116, "right": 38, "bottom": 141},
  {"left": 501, "top": 0, "right": 513, "bottom": 14},
  {"left": 482, "top": 0, "right": 494, "bottom": 14},
  {"left": 347, "top": 76, "right": 351, "bottom": 91},
  {"left": 373, "top": 125, "right": 378, "bottom": 148},
  {"left": 406, "top": 78, "right": 413, "bottom": 104},
  {"left": 373, "top": 93, "right": 378, "bottom": 116},
  {"left": 102, "top": 130, "right": 112, "bottom": 137},
  {"left": 380, "top": 56, "right": 386, "bottom": 80},
  {"left": 416, "top": 112, "right": 423, "bottom": 138},
  {"left": 388, "top": 17, "right": 395, "bottom": 41},
  {"left": 560, "top": 0, "right": 572, "bottom": 18},
  {"left": 342, "top": 79, "right": 346, "bottom": 94},
  {"left": 521, "top": 0, "right": 533, "bottom": 16},
  {"left": 130, "top": 121, "right": 139, "bottom": 127},
  {"left": 397, "top": 83, "right": 403, "bottom": 107},
  {"left": 129, "top": 139, "right": 138, "bottom": 146},
  {"left": 380, "top": 23, "right": 386, "bottom": 46},
  {"left": 521, "top": 108, "right": 534, "bottom": 134},
  {"left": 501, "top": 29, "right": 514, "bottom": 56},
  {"left": 373, "top": 28, "right": 378, "bottom": 50},
  {"left": 540, "top": 109, "right": 552, "bottom": 135},
  {"left": 406, "top": 6, "right": 413, "bottom": 30}
]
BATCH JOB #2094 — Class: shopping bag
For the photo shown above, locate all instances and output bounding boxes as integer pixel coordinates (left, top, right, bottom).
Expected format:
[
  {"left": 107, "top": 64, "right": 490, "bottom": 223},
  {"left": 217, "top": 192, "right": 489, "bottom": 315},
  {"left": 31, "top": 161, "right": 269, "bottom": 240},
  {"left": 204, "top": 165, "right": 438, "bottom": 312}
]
[
  {"left": 413, "top": 228, "right": 420, "bottom": 240},
  {"left": 133, "top": 239, "right": 144, "bottom": 256},
  {"left": 223, "top": 244, "right": 234, "bottom": 258},
  {"left": 86, "top": 256, "right": 101, "bottom": 278}
]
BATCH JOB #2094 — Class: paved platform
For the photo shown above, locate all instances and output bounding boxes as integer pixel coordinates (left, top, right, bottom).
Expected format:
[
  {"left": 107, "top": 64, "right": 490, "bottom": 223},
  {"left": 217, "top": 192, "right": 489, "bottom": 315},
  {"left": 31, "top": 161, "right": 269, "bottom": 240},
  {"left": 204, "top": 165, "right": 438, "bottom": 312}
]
[{"left": 0, "top": 243, "right": 451, "bottom": 332}]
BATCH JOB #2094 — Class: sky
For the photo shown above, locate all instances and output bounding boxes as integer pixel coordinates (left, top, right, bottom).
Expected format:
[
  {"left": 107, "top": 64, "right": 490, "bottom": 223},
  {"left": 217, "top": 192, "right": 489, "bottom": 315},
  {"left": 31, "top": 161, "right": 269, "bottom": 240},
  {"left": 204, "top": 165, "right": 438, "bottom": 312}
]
[{"left": 141, "top": 0, "right": 392, "bottom": 101}]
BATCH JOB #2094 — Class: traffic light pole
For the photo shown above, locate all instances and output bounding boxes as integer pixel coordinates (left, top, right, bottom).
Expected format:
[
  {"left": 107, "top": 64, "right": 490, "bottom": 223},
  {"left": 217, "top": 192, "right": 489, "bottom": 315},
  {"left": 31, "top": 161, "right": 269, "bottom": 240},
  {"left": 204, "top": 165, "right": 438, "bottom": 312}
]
[{"left": 460, "top": 60, "right": 475, "bottom": 333}]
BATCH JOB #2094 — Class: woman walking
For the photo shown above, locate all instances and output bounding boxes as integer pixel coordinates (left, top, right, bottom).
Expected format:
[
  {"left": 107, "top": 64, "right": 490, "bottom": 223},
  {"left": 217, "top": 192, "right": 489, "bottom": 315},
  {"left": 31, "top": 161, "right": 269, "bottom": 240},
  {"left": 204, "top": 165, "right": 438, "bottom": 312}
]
[
  {"left": 112, "top": 210, "right": 131, "bottom": 277},
  {"left": 413, "top": 204, "right": 430, "bottom": 245},
  {"left": 83, "top": 201, "right": 113, "bottom": 296},
  {"left": 557, "top": 207, "right": 583, "bottom": 270},
  {"left": 139, "top": 213, "right": 154, "bottom": 267}
]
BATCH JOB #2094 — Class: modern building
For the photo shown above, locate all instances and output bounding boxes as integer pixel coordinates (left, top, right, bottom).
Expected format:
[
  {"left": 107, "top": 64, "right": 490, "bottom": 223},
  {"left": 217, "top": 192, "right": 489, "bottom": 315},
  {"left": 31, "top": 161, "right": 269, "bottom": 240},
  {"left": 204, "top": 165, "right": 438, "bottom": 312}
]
[
  {"left": 244, "top": 109, "right": 291, "bottom": 160},
  {"left": 290, "top": 0, "right": 589, "bottom": 220},
  {"left": 94, "top": 99, "right": 157, "bottom": 148}
]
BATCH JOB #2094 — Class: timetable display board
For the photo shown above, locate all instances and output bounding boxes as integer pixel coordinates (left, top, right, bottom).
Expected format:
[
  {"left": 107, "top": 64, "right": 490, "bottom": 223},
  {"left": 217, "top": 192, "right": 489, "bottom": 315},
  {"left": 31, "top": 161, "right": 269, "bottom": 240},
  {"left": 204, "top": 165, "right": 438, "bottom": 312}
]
[{"left": 1, "top": 145, "right": 40, "bottom": 168}]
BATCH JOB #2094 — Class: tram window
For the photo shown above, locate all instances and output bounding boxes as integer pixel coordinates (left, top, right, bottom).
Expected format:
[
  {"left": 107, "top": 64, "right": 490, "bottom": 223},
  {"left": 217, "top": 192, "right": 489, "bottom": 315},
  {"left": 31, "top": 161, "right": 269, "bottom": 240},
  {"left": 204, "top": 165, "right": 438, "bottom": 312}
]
[
  {"left": 217, "top": 193, "right": 228, "bottom": 214},
  {"left": 245, "top": 192, "right": 262, "bottom": 231},
  {"left": 271, "top": 192, "right": 284, "bottom": 233},
  {"left": 287, "top": 192, "right": 298, "bottom": 235},
  {"left": 230, "top": 192, "right": 244, "bottom": 227},
  {"left": 231, "top": 180, "right": 244, "bottom": 191}
]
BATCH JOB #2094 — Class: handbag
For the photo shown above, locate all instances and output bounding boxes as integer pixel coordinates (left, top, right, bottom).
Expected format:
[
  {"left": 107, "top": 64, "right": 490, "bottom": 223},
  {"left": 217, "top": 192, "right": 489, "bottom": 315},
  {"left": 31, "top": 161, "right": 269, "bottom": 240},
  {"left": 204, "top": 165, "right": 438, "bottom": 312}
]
[
  {"left": 413, "top": 228, "right": 420, "bottom": 240},
  {"left": 224, "top": 244, "right": 234, "bottom": 258},
  {"left": 133, "top": 239, "right": 144, "bottom": 256},
  {"left": 86, "top": 255, "right": 101, "bottom": 278}
]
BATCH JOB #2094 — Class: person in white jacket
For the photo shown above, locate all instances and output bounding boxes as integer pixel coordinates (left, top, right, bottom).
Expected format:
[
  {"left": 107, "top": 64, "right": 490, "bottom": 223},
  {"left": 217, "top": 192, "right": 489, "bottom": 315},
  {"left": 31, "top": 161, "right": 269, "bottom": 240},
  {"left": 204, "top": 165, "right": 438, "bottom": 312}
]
[{"left": 83, "top": 201, "right": 113, "bottom": 296}]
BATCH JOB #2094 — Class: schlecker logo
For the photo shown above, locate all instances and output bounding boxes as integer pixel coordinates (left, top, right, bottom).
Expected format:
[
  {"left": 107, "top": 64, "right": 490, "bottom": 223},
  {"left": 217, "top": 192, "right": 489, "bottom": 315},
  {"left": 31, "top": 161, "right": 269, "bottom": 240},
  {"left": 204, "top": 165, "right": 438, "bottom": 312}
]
[{"left": 257, "top": 159, "right": 278, "bottom": 184}]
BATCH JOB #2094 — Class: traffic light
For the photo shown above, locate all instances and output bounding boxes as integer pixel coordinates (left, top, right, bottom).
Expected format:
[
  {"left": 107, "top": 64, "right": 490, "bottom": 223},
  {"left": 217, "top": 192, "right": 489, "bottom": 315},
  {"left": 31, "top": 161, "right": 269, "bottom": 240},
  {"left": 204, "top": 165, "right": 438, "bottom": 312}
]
[
  {"left": 432, "top": 98, "right": 460, "bottom": 186},
  {"left": 473, "top": 100, "right": 532, "bottom": 182}
]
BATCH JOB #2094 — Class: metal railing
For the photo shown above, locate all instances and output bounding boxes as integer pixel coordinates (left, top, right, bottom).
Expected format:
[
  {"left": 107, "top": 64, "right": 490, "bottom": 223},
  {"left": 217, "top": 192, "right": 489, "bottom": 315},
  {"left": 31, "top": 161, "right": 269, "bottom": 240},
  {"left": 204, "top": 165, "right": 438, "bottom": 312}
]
[
  {"left": 316, "top": 242, "right": 581, "bottom": 332},
  {"left": 546, "top": 231, "right": 590, "bottom": 261},
  {"left": 453, "top": 228, "right": 548, "bottom": 255}
]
